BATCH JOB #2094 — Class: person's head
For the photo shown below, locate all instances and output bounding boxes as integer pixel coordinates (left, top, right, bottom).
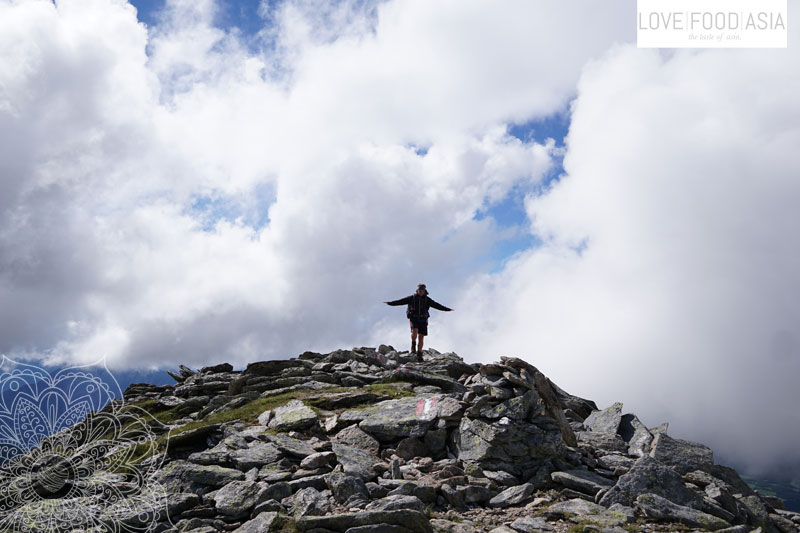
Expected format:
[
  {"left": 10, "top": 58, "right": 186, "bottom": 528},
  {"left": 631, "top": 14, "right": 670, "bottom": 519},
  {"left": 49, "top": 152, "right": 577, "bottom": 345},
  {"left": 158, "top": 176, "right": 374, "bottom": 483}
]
[{"left": 416, "top": 283, "right": 427, "bottom": 295}]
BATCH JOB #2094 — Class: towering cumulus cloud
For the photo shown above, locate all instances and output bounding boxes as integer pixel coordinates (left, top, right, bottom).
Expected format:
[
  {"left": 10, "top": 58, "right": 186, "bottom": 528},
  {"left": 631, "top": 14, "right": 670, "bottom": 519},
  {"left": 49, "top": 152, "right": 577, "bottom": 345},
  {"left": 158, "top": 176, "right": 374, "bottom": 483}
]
[{"left": 439, "top": 42, "right": 800, "bottom": 473}]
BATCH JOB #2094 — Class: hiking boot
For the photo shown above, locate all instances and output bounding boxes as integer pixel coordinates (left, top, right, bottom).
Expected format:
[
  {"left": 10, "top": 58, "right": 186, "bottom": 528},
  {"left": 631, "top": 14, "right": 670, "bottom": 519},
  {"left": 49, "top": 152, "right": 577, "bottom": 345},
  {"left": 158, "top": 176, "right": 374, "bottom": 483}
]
[{"left": 411, "top": 340, "right": 416, "bottom": 353}]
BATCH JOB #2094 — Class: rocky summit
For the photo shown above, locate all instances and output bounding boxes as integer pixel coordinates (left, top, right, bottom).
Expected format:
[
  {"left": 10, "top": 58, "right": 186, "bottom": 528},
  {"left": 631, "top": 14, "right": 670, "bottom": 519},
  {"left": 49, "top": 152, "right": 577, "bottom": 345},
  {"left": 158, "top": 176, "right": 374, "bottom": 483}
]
[{"left": 6, "top": 346, "right": 800, "bottom": 533}]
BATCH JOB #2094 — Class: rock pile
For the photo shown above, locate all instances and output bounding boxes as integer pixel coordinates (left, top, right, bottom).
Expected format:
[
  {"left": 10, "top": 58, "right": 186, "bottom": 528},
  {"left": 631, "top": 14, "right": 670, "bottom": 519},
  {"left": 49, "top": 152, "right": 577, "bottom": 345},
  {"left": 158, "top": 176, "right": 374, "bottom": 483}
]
[{"left": 6, "top": 346, "right": 799, "bottom": 533}]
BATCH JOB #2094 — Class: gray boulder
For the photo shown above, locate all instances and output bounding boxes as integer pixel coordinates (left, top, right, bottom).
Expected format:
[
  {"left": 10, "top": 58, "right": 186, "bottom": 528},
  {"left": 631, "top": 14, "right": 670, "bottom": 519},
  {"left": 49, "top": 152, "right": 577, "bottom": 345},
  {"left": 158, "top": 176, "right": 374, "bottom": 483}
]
[
  {"left": 583, "top": 402, "right": 623, "bottom": 434},
  {"left": 542, "top": 498, "right": 627, "bottom": 528},
  {"left": 366, "top": 494, "right": 427, "bottom": 514},
  {"left": 509, "top": 516, "right": 554, "bottom": 532},
  {"left": 599, "top": 455, "right": 701, "bottom": 508},
  {"left": 233, "top": 511, "right": 282, "bottom": 532},
  {"left": 452, "top": 416, "right": 563, "bottom": 478},
  {"left": 154, "top": 460, "right": 244, "bottom": 495},
  {"left": 466, "top": 391, "right": 536, "bottom": 421},
  {"left": 291, "top": 486, "right": 331, "bottom": 518},
  {"left": 333, "top": 424, "right": 381, "bottom": 454},
  {"left": 636, "top": 493, "right": 731, "bottom": 530},
  {"left": 268, "top": 399, "right": 318, "bottom": 431},
  {"left": 331, "top": 442, "right": 377, "bottom": 480},
  {"left": 619, "top": 413, "right": 653, "bottom": 457},
  {"left": 326, "top": 471, "right": 369, "bottom": 504},
  {"left": 576, "top": 430, "right": 628, "bottom": 453},
  {"left": 232, "top": 441, "right": 283, "bottom": 470},
  {"left": 488, "top": 483, "right": 535, "bottom": 508},
  {"left": 213, "top": 480, "right": 263, "bottom": 518},
  {"left": 357, "top": 396, "right": 440, "bottom": 441},
  {"left": 300, "top": 451, "right": 337, "bottom": 470},
  {"left": 265, "top": 433, "right": 315, "bottom": 457},
  {"left": 649, "top": 432, "right": 714, "bottom": 475}
]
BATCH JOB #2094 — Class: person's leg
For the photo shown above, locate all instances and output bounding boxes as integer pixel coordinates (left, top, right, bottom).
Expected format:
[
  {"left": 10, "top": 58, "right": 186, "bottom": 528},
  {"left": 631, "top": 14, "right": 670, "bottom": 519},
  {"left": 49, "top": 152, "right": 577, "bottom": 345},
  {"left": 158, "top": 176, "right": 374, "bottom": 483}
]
[
  {"left": 417, "top": 334, "right": 424, "bottom": 353},
  {"left": 411, "top": 327, "right": 418, "bottom": 353}
]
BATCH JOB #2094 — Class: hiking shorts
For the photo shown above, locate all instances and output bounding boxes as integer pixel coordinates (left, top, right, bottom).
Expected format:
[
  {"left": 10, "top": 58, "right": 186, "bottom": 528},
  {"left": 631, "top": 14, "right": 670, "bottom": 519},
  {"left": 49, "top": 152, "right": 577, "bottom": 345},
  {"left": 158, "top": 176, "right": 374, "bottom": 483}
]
[{"left": 409, "top": 318, "right": 428, "bottom": 336}]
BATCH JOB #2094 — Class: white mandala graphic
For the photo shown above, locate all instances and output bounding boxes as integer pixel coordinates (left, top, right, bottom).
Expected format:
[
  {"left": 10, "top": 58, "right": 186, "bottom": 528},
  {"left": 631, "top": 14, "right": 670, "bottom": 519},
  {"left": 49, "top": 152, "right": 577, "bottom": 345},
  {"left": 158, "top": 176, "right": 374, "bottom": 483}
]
[{"left": 0, "top": 357, "right": 171, "bottom": 532}]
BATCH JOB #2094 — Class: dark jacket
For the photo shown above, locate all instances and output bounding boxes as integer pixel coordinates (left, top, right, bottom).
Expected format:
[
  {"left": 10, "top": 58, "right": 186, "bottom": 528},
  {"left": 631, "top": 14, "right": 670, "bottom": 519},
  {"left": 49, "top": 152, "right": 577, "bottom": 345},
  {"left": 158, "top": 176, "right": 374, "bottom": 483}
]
[{"left": 386, "top": 293, "right": 452, "bottom": 320}]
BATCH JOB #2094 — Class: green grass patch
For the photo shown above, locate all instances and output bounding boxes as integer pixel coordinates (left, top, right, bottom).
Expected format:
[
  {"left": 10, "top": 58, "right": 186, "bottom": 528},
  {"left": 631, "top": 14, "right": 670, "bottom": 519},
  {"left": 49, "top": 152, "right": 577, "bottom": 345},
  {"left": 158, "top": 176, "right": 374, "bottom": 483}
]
[{"left": 113, "top": 381, "right": 416, "bottom": 465}]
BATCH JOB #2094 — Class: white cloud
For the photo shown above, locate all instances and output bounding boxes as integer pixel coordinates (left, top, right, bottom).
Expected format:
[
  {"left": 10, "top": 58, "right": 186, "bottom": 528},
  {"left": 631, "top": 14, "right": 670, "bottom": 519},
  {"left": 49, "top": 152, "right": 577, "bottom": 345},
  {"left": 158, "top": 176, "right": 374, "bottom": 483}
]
[
  {"left": 1, "top": 0, "right": 626, "bottom": 371},
  {"left": 439, "top": 42, "right": 800, "bottom": 473}
]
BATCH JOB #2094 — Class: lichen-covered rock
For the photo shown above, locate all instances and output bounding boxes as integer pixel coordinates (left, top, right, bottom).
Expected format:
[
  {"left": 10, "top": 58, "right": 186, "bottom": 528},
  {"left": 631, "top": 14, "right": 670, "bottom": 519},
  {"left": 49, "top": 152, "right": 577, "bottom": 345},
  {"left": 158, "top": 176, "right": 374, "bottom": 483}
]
[
  {"left": 543, "top": 498, "right": 628, "bottom": 529},
  {"left": 213, "top": 480, "right": 263, "bottom": 518},
  {"left": 366, "top": 494, "right": 427, "bottom": 514},
  {"left": 333, "top": 424, "right": 381, "bottom": 454},
  {"left": 154, "top": 460, "right": 245, "bottom": 495},
  {"left": 576, "top": 430, "right": 628, "bottom": 453},
  {"left": 635, "top": 493, "right": 731, "bottom": 530},
  {"left": 649, "top": 433, "right": 714, "bottom": 475},
  {"left": 233, "top": 511, "right": 282, "bottom": 532},
  {"left": 268, "top": 399, "right": 318, "bottom": 431},
  {"left": 452, "top": 416, "right": 563, "bottom": 478},
  {"left": 583, "top": 402, "right": 623, "bottom": 434},
  {"left": 265, "top": 433, "right": 315, "bottom": 457},
  {"left": 232, "top": 441, "right": 283, "bottom": 470},
  {"left": 295, "top": 509, "right": 433, "bottom": 532},
  {"left": 599, "top": 455, "right": 701, "bottom": 509},
  {"left": 331, "top": 442, "right": 377, "bottom": 480},
  {"left": 326, "top": 471, "right": 370, "bottom": 504},
  {"left": 291, "top": 486, "right": 330, "bottom": 518},
  {"left": 357, "top": 396, "right": 440, "bottom": 441},
  {"left": 488, "top": 483, "right": 535, "bottom": 508}
]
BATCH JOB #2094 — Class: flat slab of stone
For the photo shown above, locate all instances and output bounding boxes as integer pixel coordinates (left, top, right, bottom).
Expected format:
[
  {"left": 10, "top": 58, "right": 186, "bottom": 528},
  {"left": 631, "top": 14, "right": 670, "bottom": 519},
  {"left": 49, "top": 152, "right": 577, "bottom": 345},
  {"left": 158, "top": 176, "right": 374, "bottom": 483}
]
[
  {"left": 268, "top": 399, "right": 318, "bottom": 431},
  {"left": 391, "top": 368, "right": 467, "bottom": 394},
  {"left": 233, "top": 511, "right": 282, "bottom": 532},
  {"left": 649, "top": 433, "right": 714, "bottom": 474},
  {"left": 543, "top": 498, "right": 626, "bottom": 529},
  {"left": 488, "top": 483, "right": 535, "bottom": 508},
  {"left": 265, "top": 433, "right": 315, "bottom": 457},
  {"left": 232, "top": 442, "right": 283, "bottom": 470},
  {"left": 213, "top": 480, "right": 263, "bottom": 518},
  {"left": 619, "top": 413, "right": 653, "bottom": 457},
  {"left": 583, "top": 402, "right": 623, "bottom": 434},
  {"left": 245, "top": 359, "right": 305, "bottom": 375},
  {"left": 551, "top": 469, "right": 615, "bottom": 496},
  {"left": 155, "top": 460, "right": 244, "bottom": 494},
  {"left": 333, "top": 424, "right": 380, "bottom": 455},
  {"left": 636, "top": 493, "right": 730, "bottom": 530},
  {"left": 295, "top": 509, "right": 433, "bottom": 532},
  {"left": 509, "top": 516, "right": 554, "bottom": 532},
  {"left": 357, "top": 396, "right": 441, "bottom": 441}
]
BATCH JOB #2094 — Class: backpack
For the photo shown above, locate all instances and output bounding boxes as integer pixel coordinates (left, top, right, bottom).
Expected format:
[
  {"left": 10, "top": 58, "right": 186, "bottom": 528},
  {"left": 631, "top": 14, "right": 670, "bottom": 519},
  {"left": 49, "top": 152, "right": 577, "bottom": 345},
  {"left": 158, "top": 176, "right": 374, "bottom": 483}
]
[{"left": 406, "top": 294, "right": 429, "bottom": 320}]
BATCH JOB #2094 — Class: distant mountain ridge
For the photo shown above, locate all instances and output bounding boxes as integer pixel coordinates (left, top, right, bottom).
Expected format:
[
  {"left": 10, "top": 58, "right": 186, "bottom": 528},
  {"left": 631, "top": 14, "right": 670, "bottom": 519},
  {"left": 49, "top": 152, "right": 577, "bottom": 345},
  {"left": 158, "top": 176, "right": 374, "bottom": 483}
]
[{"left": 1, "top": 346, "right": 798, "bottom": 532}]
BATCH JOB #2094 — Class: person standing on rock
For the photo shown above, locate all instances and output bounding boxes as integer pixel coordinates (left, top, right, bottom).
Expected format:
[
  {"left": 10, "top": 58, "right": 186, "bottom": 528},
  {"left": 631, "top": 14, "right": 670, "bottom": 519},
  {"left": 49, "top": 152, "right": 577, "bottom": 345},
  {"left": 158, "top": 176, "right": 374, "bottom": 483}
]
[{"left": 384, "top": 283, "right": 453, "bottom": 357}]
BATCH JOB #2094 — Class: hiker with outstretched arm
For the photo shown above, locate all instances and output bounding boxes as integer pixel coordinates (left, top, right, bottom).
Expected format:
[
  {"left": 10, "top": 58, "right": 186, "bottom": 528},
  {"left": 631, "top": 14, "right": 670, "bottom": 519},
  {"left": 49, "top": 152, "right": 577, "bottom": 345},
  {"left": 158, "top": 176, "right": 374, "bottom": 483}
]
[{"left": 384, "top": 283, "right": 453, "bottom": 357}]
